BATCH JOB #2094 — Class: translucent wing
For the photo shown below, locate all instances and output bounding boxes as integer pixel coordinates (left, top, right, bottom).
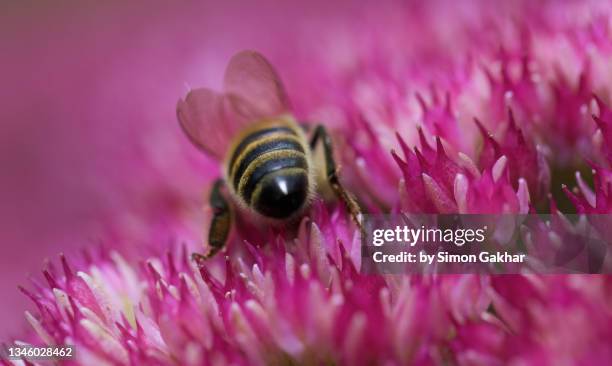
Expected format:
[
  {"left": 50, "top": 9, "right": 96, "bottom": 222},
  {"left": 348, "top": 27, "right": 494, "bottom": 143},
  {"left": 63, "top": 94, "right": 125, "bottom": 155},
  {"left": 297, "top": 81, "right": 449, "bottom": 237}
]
[
  {"left": 177, "top": 50, "right": 290, "bottom": 159},
  {"left": 223, "top": 50, "right": 291, "bottom": 120},
  {"left": 176, "top": 88, "right": 238, "bottom": 159}
]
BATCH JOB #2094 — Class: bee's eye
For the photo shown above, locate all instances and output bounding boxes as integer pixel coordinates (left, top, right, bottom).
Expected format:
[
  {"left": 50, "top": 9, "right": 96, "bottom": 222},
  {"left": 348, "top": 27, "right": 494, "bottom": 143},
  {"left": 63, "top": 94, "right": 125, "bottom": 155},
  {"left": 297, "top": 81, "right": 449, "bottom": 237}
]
[{"left": 253, "top": 172, "right": 308, "bottom": 218}]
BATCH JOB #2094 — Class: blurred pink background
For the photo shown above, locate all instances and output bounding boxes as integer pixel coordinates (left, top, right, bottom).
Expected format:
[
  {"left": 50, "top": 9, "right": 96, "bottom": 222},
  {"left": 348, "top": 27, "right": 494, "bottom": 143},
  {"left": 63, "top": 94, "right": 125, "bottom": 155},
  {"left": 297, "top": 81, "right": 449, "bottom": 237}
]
[
  {"left": 0, "top": 0, "right": 366, "bottom": 338},
  {"left": 0, "top": 0, "right": 559, "bottom": 339}
]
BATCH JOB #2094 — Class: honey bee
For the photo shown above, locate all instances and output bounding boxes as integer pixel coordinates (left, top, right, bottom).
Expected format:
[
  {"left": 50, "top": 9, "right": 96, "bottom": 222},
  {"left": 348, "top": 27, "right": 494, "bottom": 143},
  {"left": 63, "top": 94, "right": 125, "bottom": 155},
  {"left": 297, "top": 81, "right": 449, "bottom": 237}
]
[{"left": 177, "top": 50, "right": 362, "bottom": 260}]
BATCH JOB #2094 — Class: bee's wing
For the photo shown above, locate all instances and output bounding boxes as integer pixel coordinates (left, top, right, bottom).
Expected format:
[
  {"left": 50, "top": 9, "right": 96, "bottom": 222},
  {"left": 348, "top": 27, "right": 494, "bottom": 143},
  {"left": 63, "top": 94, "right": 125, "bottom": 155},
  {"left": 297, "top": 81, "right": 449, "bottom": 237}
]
[
  {"left": 177, "top": 51, "right": 290, "bottom": 159},
  {"left": 176, "top": 88, "right": 245, "bottom": 159},
  {"left": 223, "top": 50, "right": 291, "bottom": 120}
]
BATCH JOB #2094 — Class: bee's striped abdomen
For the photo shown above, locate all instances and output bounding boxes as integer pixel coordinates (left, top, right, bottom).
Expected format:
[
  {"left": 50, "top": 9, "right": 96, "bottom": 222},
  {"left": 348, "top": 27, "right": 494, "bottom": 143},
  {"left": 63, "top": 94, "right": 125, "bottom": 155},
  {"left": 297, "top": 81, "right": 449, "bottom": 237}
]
[{"left": 228, "top": 125, "right": 310, "bottom": 218}]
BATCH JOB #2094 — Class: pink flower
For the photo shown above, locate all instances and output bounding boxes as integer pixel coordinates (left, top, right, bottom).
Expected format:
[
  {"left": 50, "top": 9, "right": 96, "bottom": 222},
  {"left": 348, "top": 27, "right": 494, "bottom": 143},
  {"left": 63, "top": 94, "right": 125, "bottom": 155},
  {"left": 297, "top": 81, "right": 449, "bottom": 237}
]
[
  {"left": 15, "top": 211, "right": 493, "bottom": 365},
  {"left": 6, "top": 1, "right": 612, "bottom": 365}
]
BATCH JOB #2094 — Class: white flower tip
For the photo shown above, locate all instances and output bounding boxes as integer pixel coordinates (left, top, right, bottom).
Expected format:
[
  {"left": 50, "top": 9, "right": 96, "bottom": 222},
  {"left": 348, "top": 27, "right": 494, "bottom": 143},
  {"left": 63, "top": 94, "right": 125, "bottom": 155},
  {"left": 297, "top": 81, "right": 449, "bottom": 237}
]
[
  {"left": 300, "top": 263, "right": 311, "bottom": 279},
  {"left": 517, "top": 178, "right": 531, "bottom": 214},
  {"left": 574, "top": 170, "right": 596, "bottom": 207},
  {"left": 285, "top": 253, "right": 296, "bottom": 285},
  {"left": 25, "top": 311, "right": 54, "bottom": 346},
  {"left": 593, "top": 129, "right": 603, "bottom": 145},
  {"left": 454, "top": 174, "right": 469, "bottom": 213},
  {"left": 457, "top": 152, "right": 481, "bottom": 178},
  {"left": 492, "top": 156, "right": 508, "bottom": 182}
]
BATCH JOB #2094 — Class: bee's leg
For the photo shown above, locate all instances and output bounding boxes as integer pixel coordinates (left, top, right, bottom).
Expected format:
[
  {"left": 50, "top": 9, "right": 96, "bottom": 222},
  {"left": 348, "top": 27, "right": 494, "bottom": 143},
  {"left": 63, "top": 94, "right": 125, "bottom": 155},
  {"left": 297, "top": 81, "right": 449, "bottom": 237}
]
[
  {"left": 309, "top": 125, "right": 363, "bottom": 229},
  {"left": 192, "top": 179, "right": 232, "bottom": 263}
]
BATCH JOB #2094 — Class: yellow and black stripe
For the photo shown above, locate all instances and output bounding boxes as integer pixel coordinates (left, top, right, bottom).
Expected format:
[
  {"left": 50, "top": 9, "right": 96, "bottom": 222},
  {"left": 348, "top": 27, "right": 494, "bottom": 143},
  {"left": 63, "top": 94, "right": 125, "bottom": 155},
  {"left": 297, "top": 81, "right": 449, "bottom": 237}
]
[{"left": 227, "top": 122, "right": 310, "bottom": 217}]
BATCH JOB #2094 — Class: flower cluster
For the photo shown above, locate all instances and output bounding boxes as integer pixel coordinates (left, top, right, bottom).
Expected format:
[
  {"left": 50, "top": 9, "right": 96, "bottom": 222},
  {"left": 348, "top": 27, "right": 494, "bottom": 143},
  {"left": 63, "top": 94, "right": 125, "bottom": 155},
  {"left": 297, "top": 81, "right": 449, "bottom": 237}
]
[{"left": 7, "top": 1, "right": 612, "bottom": 365}]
